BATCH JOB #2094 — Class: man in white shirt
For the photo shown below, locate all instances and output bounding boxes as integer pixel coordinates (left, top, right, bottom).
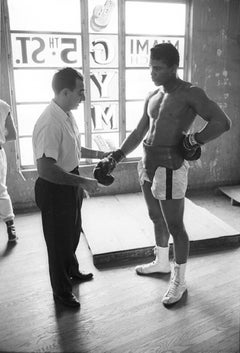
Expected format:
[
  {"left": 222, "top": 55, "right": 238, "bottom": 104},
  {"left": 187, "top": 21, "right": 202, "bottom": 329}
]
[
  {"left": 0, "top": 99, "right": 18, "bottom": 242},
  {"left": 33, "top": 68, "right": 105, "bottom": 308}
]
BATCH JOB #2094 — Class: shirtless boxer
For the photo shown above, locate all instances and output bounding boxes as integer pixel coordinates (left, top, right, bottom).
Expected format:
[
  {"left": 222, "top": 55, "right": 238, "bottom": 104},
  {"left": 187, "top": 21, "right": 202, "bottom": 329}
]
[{"left": 94, "top": 43, "right": 231, "bottom": 305}]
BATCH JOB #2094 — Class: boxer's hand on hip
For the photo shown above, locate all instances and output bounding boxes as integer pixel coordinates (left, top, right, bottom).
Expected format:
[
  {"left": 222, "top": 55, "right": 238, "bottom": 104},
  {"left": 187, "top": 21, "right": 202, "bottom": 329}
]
[{"left": 181, "top": 134, "right": 202, "bottom": 161}]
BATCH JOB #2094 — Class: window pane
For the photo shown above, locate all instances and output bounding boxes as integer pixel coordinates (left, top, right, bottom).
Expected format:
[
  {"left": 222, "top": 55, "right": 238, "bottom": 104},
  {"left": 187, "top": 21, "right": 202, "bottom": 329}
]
[
  {"left": 92, "top": 132, "right": 119, "bottom": 151},
  {"left": 11, "top": 33, "right": 82, "bottom": 68},
  {"left": 17, "top": 104, "right": 47, "bottom": 135},
  {"left": 88, "top": 0, "right": 118, "bottom": 34},
  {"left": 14, "top": 69, "right": 56, "bottom": 103},
  {"left": 80, "top": 134, "right": 85, "bottom": 149},
  {"left": 125, "top": 2, "right": 186, "bottom": 35},
  {"left": 126, "top": 101, "right": 144, "bottom": 131},
  {"left": 126, "top": 69, "right": 184, "bottom": 101},
  {"left": 72, "top": 105, "right": 85, "bottom": 134},
  {"left": 90, "top": 69, "right": 118, "bottom": 101},
  {"left": 126, "top": 69, "right": 155, "bottom": 100},
  {"left": 89, "top": 35, "right": 118, "bottom": 68},
  {"left": 8, "top": 0, "right": 81, "bottom": 32},
  {"left": 19, "top": 137, "right": 34, "bottom": 166},
  {"left": 91, "top": 102, "right": 119, "bottom": 132},
  {"left": 126, "top": 132, "right": 142, "bottom": 159},
  {"left": 178, "top": 69, "right": 183, "bottom": 79}
]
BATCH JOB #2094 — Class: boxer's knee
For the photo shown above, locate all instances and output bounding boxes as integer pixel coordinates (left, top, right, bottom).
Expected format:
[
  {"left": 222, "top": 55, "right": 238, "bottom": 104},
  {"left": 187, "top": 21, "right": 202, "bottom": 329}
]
[
  {"left": 148, "top": 208, "right": 165, "bottom": 226},
  {"left": 167, "top": 221, "right": 185, "bottom": 238}
]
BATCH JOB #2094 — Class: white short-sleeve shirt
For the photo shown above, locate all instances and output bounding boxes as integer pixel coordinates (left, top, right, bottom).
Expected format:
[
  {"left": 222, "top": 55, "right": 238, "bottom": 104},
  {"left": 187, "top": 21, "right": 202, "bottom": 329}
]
[
  {"left": 0, "top": 99, "right": 11, "bottom": 145},
  {"left": 32, "top": 100, "right": 82, "bottom": 172}
]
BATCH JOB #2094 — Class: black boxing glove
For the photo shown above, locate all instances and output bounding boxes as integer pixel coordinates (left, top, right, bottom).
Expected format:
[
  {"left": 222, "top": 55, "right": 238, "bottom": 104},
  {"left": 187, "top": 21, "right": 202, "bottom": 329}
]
[
  {"left": 93, "top": 162, "right": 115, "bottom": 186},
  {"left": 181, "top": 133, "right": 202, "bottom": 161},
  {"left": 93, "top": 149, "right": 125, "bottom": 186}
]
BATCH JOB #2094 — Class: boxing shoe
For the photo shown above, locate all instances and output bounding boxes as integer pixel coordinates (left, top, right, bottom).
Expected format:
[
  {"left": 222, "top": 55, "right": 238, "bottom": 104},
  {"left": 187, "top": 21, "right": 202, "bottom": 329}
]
[
  {"left": 162, "top": 262, "right": 187, "bottom": 305},
  {"left": 53, "top": 292, "right": 80, "bottom": 308},
  {"left": 6, "top": 220, "right": 18, "bottom": 242},
  {"left": 135, "top": 246, "right": 171, "bottom": 275}
]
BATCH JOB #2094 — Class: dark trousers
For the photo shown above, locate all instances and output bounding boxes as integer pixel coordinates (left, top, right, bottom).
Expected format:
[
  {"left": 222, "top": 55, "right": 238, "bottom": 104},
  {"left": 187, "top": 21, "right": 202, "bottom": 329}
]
[{"left": 35, "top": 169, "right": 83, "bottom": 296}]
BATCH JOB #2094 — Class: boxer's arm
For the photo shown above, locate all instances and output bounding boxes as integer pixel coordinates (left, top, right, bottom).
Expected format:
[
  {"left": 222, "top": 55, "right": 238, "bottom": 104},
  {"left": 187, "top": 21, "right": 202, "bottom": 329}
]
[
  {"left": 93, "top": 97, "right": 150, "bottom": 184},
  {"left": 96, "top": 96, "right": 150, "bottom": 165},
  {"left": 187, "top": 87, "right": 231, "bottom": 144}
]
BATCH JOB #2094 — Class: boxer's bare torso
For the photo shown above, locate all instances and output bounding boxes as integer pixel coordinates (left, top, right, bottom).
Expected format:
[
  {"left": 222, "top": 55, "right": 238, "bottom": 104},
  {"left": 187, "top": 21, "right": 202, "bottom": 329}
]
[
  {"left": 146, "top": 79, "right": 197, "bottom": 147},
  {"left": 120, "top": 65, "right": 230, "bottom": 158}
]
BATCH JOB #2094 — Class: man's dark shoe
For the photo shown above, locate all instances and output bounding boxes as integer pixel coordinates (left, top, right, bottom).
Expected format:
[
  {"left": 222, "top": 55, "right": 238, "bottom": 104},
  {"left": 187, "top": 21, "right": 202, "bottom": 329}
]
[
  {"left": 6, "top": 220, "right": 18, "bottom": 242},
  {"left": 71, "top": 272, "right": 93, "bottom": 282},
  {"left": 53, "top": 292, "right": 80, "bottom": 308}
]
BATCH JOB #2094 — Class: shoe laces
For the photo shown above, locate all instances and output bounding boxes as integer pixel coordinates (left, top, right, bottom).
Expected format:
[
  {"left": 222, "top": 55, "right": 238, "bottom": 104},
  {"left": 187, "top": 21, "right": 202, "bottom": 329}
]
[
  {"left": 165, "top": 278, "right": 180, "bottom": 297},
  {"left": 144, "top": 259, "right": 157, "bottom": 268},
  {"left": 7, "top": 225, "right": 16, "bottom": 236}
]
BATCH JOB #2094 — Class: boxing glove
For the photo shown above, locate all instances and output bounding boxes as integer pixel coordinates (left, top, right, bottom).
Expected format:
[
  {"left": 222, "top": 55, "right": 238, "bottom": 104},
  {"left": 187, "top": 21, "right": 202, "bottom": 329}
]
[
  {"left": 181, "top": 134, "right": 202, "bottom": 161},
  {"left": 93, "top": 149, "right": 125, "bottom": 185},
  {"left": 93, "top": 162, "right": 115, "bottom": 186}
]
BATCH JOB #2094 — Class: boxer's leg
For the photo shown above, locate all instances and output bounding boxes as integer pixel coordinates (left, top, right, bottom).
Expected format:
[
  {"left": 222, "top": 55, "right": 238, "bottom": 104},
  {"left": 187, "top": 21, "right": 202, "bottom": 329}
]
[
  {"left": 142, "top": 181, "right": 170, "bottom": 247},
  {"left": 135, "top": 181, "right": 171, "bottom": 275},
  {"left": 161, "top": 198, "right": 189, "bottom": 264},
  {"left": 161, "top": 198, "right": 188, "bottom": 305}
]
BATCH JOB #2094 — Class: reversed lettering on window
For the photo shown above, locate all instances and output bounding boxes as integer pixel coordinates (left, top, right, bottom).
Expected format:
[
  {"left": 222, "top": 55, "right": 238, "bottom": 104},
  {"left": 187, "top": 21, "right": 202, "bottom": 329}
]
[
  {"left": 91, "top": 103, "right": 118, "bottom": 131},
  {"left": 126, "top": 36, "right": 184, "bottom": 67},
  {"left": 11, "top": 33, "right": 82, "bottom": 67}
]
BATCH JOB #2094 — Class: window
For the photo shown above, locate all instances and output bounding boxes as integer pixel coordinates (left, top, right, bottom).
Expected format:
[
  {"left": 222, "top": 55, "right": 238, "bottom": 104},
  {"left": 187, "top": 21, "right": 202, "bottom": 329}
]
[{"left": 7, "top": 0, "right": 187, "bottom": 168}]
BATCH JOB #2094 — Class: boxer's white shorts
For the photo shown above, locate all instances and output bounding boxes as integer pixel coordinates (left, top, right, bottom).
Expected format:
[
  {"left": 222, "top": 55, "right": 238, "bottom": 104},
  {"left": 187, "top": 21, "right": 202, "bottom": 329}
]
[{"left": 138, "top": 159, "right": 189, "bottom": 200}]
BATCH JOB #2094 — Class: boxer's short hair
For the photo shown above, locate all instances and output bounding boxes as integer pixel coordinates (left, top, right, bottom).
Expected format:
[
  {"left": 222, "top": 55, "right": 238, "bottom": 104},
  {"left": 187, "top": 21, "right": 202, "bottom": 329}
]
[{"left": 150, "top": 43, "right": 180, "bottom": 67}]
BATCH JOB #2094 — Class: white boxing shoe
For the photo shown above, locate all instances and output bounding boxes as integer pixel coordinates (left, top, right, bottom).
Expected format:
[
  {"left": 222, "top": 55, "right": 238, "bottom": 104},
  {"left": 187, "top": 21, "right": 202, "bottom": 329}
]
[
  {"left": 162, "top": 262, "right": 187, "bottom": 305},
  {"left": 135, "top": 246, "right": 171, "bottom": 275}
]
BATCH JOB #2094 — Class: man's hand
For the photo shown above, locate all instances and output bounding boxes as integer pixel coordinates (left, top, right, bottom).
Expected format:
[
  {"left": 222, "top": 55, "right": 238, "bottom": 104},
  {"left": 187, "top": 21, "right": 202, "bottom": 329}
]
[
  {"left": 81, "top": 177, "right": 100, "bottom": 194},
  {"left": 93, "top": 149, "right": 125, "bottom": 185},
  {"left": 181, "top": 134, "right": 202, "bottom": 161},
  {"left": 101, "top": 151, "right": 113, "bottom": 159}
]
